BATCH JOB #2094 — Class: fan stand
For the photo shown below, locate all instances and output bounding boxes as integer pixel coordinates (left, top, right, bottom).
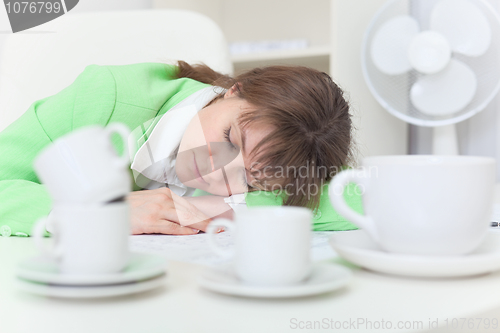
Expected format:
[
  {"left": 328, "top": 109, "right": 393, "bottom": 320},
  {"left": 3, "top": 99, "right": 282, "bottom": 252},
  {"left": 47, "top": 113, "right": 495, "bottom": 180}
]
[{"left": 433, "top": 124, "right": 459, "bottom": 155}]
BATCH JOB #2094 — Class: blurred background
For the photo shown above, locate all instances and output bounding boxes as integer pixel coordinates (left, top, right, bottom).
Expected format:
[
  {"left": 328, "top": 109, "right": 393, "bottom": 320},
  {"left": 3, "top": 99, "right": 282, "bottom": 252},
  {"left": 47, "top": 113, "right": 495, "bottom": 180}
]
[{"left": 0, "top": 0, "right": 499, "bottom": 178}]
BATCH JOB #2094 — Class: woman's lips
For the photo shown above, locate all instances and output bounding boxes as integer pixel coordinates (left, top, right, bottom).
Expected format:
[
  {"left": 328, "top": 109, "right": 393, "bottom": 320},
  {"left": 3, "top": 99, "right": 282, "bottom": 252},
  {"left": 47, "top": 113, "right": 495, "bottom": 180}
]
[{"left": 193, "top": 154, "right": 209, "bottom": 185}]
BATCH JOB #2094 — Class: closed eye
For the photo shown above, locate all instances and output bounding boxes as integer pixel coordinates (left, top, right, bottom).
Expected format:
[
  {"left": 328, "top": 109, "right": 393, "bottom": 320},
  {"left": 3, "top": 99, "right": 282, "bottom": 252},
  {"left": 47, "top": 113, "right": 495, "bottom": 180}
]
[
  {"left": 223, "top": 126, "right": 254, "bottom": 191},
  {"left": 223, "top": 126, "right": 238, "bottom": 150}
]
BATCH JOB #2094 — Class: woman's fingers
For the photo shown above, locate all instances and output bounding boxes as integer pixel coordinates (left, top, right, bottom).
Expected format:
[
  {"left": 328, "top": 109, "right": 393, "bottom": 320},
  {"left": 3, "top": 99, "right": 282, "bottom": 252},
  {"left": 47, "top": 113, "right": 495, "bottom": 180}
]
[
  {"left": 184, "top": 219, "right": 212, "bottom": 233},
  {"left": 166, "top": 191, "right": 212, "bottom": 231},
  {"left": 132, "top": 220, "right": 200, "bottom": 235},
  {"left": 127, "top": 188, "right": 212, "bottom": 234}
]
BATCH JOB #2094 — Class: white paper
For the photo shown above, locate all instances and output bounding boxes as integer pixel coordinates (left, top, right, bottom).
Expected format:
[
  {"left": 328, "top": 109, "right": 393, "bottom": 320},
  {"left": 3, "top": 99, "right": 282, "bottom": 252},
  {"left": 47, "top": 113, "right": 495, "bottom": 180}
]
[{"left": 129, "top": 231, "right": 338, "bottom": 267}]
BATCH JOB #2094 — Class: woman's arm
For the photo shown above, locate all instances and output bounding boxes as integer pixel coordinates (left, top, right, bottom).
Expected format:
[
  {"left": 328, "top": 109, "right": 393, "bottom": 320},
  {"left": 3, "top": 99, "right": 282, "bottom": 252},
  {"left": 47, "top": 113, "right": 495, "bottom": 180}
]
[
  {"left": 126, "top": 188, "right": 215, "bottom": 235},
  {"left": 0, "top": 110, "right": 54, "bottom": 237},
  {"left": 0, "top": 66, "right": 116, "bottom": 236},
  {"left": 184, "top": 195, "right": 234, "bottom": 220}
]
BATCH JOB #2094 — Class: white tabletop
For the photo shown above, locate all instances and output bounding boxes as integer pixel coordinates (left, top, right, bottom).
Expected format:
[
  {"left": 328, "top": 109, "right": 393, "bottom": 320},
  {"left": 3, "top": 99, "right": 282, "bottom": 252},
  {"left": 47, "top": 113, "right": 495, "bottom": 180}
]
[
  {"left": 3, "top": 186, "right": 500, "bottom": 333},
  {"left": 3, "top": 235, "right": 500, "bottom": 332}
]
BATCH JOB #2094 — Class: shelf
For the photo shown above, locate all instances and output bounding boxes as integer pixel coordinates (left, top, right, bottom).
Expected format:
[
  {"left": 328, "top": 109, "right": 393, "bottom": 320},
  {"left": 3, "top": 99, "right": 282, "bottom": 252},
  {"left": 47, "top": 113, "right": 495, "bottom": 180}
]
[{"left": 230, "top": 45, "right": 331, "bottom": 64}]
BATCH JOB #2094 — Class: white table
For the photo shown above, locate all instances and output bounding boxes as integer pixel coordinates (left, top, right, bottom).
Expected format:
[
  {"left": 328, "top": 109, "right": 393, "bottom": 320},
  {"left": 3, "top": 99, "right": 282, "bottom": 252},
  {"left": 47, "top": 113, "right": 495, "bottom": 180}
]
[
  {"left": 3, "top": 235, "right": 500, "bottom": 332},
  {"left": 3, "top": 186, "right": 500, "bottom": 333}
]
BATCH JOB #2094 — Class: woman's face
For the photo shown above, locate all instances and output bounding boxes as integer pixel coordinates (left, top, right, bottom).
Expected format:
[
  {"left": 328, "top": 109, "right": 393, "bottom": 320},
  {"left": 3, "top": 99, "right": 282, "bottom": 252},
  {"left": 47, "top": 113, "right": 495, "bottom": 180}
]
[{"left": 176, "top": 87, "right": 273, "bottom": 196}]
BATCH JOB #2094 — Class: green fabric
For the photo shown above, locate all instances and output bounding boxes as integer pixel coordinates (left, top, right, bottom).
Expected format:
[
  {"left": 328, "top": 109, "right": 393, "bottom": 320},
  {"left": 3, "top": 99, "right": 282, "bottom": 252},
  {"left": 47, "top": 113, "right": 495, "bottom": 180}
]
[
  {"left": 193, "top": 182, "right": 363, "bottom": 231},
  {"left": 192, "top": 189, "right": 212, "bottom": 197},
  {"left": 0, "top": 63, "right": 209, "bottom": 236}
]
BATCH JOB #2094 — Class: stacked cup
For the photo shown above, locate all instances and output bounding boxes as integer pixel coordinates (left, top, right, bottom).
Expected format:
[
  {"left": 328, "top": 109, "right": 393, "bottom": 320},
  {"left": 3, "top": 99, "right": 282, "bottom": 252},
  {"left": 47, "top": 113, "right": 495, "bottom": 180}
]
[{"left": 32, "top": 124, "right": 132, "bottom": 275}]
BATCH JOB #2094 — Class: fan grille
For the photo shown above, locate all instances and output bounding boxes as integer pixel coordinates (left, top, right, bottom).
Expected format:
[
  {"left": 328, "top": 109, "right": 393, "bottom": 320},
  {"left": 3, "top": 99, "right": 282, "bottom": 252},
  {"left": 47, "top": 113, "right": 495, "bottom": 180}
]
[{"left": 361, "top": 0, "right": 500, "bottom": 127}]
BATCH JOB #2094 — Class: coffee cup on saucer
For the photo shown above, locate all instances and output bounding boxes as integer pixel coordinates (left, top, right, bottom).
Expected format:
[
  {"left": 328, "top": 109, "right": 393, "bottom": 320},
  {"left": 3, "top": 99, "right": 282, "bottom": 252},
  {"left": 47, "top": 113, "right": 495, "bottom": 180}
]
[
  {"left": 31, "top": 123, "right": 133, "bottom": 275},
  {"left": 32, "top": 202, "right": 130, "bottom": 275},
  {"left": 329, "top": 155, "right": 496, "bottom": 256},
  {"left": 206, "top": 206, "right": 312, "bottom": 286}
]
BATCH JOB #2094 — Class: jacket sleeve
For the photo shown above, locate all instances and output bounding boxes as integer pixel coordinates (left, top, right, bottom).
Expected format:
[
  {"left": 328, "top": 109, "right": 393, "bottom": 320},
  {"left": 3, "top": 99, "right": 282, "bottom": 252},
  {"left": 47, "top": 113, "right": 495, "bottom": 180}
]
[{"left": 0, "top": 65, "right": 116, "bottom": 236}]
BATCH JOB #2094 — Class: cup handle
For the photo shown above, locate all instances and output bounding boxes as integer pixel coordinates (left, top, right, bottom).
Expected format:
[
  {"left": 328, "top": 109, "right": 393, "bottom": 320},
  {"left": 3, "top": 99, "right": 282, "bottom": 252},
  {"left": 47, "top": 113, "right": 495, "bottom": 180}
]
[
  {"left": 329, "top": 169, "right": 379, "bottom": 242},
  {"left": 206, "top": 218, "right": 235, "bottom": 259},
  {"left": 105, "top": 123, "right": 131, "bottom": 168},
  {"left": 32, "top": 217, "right": 63, "bottom": 258}
]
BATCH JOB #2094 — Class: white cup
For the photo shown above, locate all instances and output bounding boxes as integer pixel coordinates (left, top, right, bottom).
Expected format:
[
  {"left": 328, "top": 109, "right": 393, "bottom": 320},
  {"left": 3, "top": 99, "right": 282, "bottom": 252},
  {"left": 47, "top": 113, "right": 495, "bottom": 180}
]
[
  {"left": 207, "top": 206, "right": 312, "bottom": 286},
  {"left": 33, "top": 202, "right": 130, "bottom": 275},
  {"left": 329, "top": 155, "right": 496, "bottom": 256},
  {"left": 34, "top": 123, "right": 131, "bottom": 204}
]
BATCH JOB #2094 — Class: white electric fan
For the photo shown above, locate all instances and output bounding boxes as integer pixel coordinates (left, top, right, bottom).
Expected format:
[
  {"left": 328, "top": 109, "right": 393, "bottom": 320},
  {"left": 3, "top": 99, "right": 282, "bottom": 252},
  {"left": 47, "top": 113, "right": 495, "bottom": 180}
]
[{"left": 362, "top": 0, "right": 500, "bottom": 154}]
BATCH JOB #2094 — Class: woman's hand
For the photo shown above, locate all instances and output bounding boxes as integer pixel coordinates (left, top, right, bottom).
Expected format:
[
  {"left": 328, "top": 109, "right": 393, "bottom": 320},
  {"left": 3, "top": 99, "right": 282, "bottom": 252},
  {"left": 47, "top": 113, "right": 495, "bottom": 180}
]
[{"left": 126, "top": 188, "right": 212, "bottom": 235}]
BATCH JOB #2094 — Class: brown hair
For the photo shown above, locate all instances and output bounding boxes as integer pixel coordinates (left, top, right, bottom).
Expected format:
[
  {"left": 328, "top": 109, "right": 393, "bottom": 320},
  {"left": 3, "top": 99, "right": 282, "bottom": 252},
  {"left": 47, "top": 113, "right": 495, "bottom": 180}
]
[{"left": 175, "top": 61, "right": 355, "bottom": 210}]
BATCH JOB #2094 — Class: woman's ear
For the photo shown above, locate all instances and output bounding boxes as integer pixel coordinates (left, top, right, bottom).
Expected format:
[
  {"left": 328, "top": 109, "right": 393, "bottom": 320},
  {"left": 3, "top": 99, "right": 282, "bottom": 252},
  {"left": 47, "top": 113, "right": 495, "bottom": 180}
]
[{"left": 224, "top": 83, "right": 240, "bottom": 98}]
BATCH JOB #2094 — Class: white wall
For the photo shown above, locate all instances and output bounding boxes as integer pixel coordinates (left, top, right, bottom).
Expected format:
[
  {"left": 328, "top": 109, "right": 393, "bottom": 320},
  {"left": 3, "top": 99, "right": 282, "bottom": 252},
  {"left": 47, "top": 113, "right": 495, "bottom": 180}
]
[
  {"left": 153, "top": 0, "right": 224, "bottom": 27},
  {"left": 0, "top": 0, "right": 152, "bottom": 70},
  {"left": 331, "top": 0, "right": 408, "bottom": 160},
  {"left": 69, "top": 0, "right": 152, "bottom": 12},
  {"left": 154, "top": 0, "right": 330, "bottom": 47},
  {"left": 0, "top": 0, "right": 154, "bottom": 129},
  {"left": 0, "top": 2, "right": 12, "bottom": 70}
]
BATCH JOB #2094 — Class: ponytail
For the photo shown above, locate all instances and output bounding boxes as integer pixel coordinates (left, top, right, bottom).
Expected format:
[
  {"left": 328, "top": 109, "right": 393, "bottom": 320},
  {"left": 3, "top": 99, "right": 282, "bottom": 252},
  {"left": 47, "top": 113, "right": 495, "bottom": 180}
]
[{"left": 175, "top": 61, "right": 234, "bottom": 89}]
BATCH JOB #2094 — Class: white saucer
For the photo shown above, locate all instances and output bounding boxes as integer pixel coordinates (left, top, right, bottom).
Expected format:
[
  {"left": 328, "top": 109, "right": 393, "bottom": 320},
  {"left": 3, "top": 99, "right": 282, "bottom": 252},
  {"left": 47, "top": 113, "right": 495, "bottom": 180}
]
[
  {"left": 198, "top": 263, "right": 351, "bottom": 298},
  {"left": 329, "top": 230, "right": 500, "bottom": 278},
  {"left": 17, "top": 253, "right": 166, "bottom": 285},
  {"left": 16, "top": 274, "right": 166, "bottom": 298}
]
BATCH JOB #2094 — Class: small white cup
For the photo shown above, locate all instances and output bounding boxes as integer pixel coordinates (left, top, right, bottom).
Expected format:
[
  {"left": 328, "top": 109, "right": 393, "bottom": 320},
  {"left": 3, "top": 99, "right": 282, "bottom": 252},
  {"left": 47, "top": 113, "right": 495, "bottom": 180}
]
[
  {"left": 33, "top": 202, "right": 130, "bottom": 275},
  {"left": 329, "top": 155, "right": 496, "bottom": 256},
  {"left": 207, "top": 206, "right": 312, "bottom": 286},
  {"left": 34, "top": 123, "right": 131, "bottom": 204}
]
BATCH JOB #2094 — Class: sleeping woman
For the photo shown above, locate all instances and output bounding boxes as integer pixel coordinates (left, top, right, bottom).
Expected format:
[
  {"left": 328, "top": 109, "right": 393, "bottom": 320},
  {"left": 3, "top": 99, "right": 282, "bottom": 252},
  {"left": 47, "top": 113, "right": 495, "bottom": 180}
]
[{"left": 0, "top": 61, "right": 361, "bottom": 237}]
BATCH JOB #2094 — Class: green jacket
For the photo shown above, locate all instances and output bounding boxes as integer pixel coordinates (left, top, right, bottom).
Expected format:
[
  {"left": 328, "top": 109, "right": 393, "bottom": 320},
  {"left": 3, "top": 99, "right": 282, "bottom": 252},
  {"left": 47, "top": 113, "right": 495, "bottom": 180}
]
[{"left": 0, "top": 63, "right": 361, "bottom": 237}]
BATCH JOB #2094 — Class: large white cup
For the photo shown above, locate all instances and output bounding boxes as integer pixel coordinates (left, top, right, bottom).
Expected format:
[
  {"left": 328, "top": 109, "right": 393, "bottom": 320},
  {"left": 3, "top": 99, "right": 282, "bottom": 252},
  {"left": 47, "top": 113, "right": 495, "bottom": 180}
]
[
  {"left": 34, "top": 124, "right": 131, "bottom": 204},
  {"left": 207, "top": 206, "right": 312, "bottom": 286},
  {"left": 329, "top": 155, "right": 496, "bottom": 256},
  {"left": 33, "top": 202, "right": 130, "bottom": 275}
]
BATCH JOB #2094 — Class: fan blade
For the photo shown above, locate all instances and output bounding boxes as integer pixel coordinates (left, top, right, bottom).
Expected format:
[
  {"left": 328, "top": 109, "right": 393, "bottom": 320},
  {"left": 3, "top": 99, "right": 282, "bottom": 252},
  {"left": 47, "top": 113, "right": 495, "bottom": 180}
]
[
  {"left": 408, "top": 31, "right": 451, "bottom": 74},
  {"left": 430, "top": 0, "right": 491, "bottom": 57},
  {"left": 370, "top": 15, "right": 419, "bottom": 75},
  {"left": 410, "top": 59, "right": 477, "bottom": 116}
]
